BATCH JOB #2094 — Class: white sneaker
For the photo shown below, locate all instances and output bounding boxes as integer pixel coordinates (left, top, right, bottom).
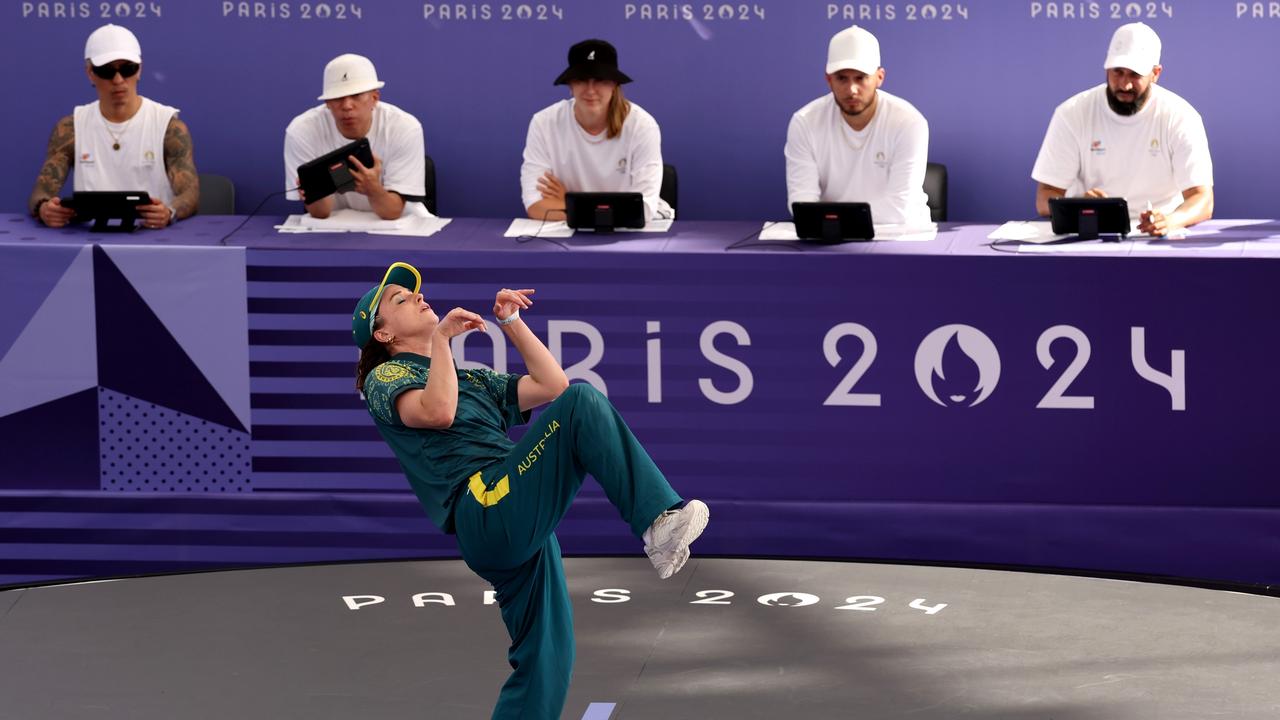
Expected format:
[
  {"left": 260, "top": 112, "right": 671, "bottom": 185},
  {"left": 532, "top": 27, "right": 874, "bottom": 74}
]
[{"left": 643, "top": 500, "right": 709, "bottom": 580}]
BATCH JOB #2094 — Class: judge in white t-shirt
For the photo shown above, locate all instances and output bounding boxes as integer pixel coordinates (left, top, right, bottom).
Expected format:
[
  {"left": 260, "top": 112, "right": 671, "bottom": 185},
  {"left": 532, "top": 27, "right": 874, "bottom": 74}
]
[
  {"left": 521, "top": 39, "right": 673, "bottom": 222},
  {"left": 1032, "top": 23, "right": 1213, "bottom": 237},
  {"left": 284, "top": 54, "right": 426, "bottom": 220},
  {"left": 784, "top": 25, "right": 931, "bottom": 227},
  {"left": 29, "top": 24, "right": 199, "bottom": 229}
]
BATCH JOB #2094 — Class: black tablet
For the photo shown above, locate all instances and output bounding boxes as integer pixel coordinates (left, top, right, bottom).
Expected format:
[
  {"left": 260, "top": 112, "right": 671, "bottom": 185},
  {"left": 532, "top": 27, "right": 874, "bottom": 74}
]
[
  {"left": 297, "top": 138, "right": 375, "bottom": 204},
  {"left": 63, "top": 191, "right": 152, "bottom": 233},
  {"left": 564, "top": 192, "right": 646, "bottom": 232},
  {"left": 791, "top": 202, "right": 875, "bottom": 243},
  {"left": 1048, "top": 197, "right": 1130, "bottom": 240}
]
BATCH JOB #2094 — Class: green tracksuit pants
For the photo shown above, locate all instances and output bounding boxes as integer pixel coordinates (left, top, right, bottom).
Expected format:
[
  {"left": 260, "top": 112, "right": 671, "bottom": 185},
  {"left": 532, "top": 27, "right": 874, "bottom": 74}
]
[{"left": 453, "top": 383, "right": 683, "bottom": 720}]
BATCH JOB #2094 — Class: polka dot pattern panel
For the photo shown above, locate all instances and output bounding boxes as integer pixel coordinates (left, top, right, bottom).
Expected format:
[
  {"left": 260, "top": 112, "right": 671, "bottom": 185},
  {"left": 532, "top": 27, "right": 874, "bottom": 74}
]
[{"left": 98, "top": 388, "right": 252, "bottom": 493}]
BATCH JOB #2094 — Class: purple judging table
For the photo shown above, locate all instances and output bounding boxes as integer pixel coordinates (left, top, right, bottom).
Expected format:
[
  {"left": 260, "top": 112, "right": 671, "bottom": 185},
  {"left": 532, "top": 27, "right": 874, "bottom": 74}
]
[{"left": 3, "top": 213, "right": 1279, "bottom": 589}]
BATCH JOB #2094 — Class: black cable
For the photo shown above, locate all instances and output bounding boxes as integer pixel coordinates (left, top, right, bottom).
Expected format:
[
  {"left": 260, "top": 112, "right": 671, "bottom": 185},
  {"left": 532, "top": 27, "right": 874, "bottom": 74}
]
[
  {"left": 724, "top": 222, "right": 804, "bottom": 252},
  {"left": 515, "top": 208, "right": 570, "bottom": 250},
  {"left": 216, "top": 187, "right": 295, "bottom": 246},
  {"left": 987, "top": 240, "right": 1023, "bottom": 254},
  {"left": 987, "top": 235, "right": 1121, "bottom": 254}
]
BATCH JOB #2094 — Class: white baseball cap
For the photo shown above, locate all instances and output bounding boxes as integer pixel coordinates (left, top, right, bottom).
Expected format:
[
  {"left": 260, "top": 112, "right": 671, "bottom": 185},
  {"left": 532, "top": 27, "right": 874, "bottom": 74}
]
[
  {"left": 318, "top": 53, "right": 385, "bottom": 101},
  {"left": 84, "top": 24, "right": 141, "bottom": 66},
  {"left": 1104, "top": 22, "right": 1161, "bottom": 75},
  {"left": 826, "top": 25, "right": 881, "bottom": 76}
]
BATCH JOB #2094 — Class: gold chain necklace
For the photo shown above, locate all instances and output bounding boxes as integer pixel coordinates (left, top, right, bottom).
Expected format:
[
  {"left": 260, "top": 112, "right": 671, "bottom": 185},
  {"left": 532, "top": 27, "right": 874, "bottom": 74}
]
[{"left": 102, "top": 114, "right": 135, "bottom": 151}]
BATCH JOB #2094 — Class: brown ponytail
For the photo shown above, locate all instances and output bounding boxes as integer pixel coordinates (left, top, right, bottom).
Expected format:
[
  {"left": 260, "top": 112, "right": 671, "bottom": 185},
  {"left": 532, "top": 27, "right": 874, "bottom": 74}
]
[
  {"left": 606, "top": 85, "right": 631, "bottom": 140},
  {"left": 355, "top": 317, "right": 390, "bottom": 392}
]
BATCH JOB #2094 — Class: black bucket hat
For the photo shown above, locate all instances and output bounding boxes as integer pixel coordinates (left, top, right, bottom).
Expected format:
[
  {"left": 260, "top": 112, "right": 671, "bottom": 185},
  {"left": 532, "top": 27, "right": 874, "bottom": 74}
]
[{"left": 553, "top": 39, "right": 633, "bottom": 85}]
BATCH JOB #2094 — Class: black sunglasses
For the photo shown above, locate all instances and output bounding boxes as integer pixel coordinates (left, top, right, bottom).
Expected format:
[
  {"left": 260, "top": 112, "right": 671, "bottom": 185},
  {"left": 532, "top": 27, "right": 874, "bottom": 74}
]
[{"left": 91, "top": 62, "right": 140, "bottom": 80}]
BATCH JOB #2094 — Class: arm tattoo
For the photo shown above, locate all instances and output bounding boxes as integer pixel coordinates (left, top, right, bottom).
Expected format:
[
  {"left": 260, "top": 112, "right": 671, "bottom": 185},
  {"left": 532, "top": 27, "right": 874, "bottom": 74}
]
[
  {"left": 163, "top": 117, "right": 200, "bottom": 219},
  {"left": 28, "top": 116, "right": 75, "bottom": 216}
]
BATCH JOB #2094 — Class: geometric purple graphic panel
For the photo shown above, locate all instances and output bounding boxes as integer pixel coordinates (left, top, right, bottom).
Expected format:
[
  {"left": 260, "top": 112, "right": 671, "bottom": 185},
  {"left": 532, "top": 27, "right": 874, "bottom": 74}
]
[
  {"left": 0, "top": 387, "right": 99, "bottom": 490},
  {"left": 99, "top": 388, "right": 251, "bottom": 493},
  {"left": 0, "top": 245, "right": 96, "bottom": 419},
  {"left": 0, "top": 244, "right": 83, "bottom": 361},
  {"left": 104, "top": 245, "right": 250, "bottom": 430},
  {"left": 92, "top": 247, "right": 246, "bottom": 432}
]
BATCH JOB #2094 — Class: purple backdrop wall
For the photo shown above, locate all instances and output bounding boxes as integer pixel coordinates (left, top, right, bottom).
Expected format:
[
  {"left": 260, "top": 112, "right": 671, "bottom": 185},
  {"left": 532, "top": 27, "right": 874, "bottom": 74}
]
[
  {"left": 4, "top": 217, "right": 1280, "bottom": 589},
  {"left": 5, "top": 1, "right": 1279, "bottom": 221}
]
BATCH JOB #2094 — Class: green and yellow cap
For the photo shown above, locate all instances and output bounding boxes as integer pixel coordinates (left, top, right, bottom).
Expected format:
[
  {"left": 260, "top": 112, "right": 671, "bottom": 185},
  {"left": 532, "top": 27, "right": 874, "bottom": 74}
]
[{"left": 352, "top": 261, "right": 422, "bottom": 348}]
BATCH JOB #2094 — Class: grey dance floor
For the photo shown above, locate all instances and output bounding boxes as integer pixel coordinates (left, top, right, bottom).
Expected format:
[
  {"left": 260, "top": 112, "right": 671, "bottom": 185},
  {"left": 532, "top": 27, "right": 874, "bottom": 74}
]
[{"left": 1, "top": 557, "right": 1278, "bottom": 719}]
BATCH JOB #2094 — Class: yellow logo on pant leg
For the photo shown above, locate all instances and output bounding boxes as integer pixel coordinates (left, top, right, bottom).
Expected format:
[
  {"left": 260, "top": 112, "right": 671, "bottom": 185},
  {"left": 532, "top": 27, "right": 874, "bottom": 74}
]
[
  {"left": 468, "top": 471, "right": 510, "bottom": 507},
  {"left": 517, "top": 419, "right": 560, "bottom": 476}
]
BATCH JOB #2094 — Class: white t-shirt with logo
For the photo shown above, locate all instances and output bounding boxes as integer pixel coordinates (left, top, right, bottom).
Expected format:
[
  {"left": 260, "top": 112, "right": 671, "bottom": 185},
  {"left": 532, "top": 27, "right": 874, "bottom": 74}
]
[
  {"left": 73, "top": 97, "right": 177, "bottom": 207},
  {"left": 784, "top": 89, "right": 932, "bottom": 227},
  {"left": 1031, "top": 84, "right": 1213, "bottom": 219},
  {"left": 520, "top": 98, "right": 673, "bottom": 221},
  {"left": 283, "top": 101, "right": 426, "bottom": 212}
]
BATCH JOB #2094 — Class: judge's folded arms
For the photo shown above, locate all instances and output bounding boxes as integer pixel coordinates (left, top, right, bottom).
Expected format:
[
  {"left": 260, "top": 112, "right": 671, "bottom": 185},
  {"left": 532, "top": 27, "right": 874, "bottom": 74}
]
[
  {"left": 520, "top": 38, "right": 674, "bottom": 223},
  {"left": 1031, "top": 22, "right": 1213, "bottom": 237},
  {"left": 29, "top": 24, "right": 199, "bottom": 229}
]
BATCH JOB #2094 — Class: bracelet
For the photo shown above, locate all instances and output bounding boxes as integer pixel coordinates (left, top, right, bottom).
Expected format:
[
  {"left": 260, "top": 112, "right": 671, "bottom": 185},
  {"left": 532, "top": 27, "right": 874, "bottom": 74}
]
[
  {"left": 497, "top": 309, "right": 520, "bottom": 326},
  {"left": 34, "top": 198, "right": 49, "bottom": 218}
]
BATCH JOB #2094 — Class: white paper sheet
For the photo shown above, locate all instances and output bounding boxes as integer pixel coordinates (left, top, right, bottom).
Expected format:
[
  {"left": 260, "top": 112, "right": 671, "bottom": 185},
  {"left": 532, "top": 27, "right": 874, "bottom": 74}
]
[
  {"left": 758, "top": 222, "right": 936, "bottom": 242},
  {"left": 275, "top": 203, "right": 449, "bottom": 237},
  {"left": 368, "top": 217, "right": 452, "bottom": 237},
  {"left": 630, "top": 219, "right": 674, "bottom": 233},
  {"left": 987, "top": 221, "right": 1068, "bottom": 244},
  {"left": 988, "top": 220, "right": 1185, "bottom": 248},
  {"left": 875, "top": 223, "right": 938, "bottom": 242},
  {"left": 299, "top": 208, "right": 405, "bottom": 231},
  {"left": 504, "top": 218, "right": 574, "bottom": 238},
  {"left": 758, "top": 222, "right": 800, "bottom": 241},
  {"left": 502, "top": 218, "right": 673, "bottom": 238}
]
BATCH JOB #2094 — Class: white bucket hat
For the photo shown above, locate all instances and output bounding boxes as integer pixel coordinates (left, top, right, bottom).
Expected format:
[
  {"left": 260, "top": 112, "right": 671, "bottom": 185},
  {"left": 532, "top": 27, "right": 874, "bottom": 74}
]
[
  {"left": 85, "top": 24, "right": 141, "bottom": 66},
  {"left": 318, "top": 53, "right": 385, "bottom": 101},
  {"left": 826, "top": 25, "right": 881, "bottom": 76},
  {"left": 1104, "top": 22, "right": 1161, "bottom": 75}
]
